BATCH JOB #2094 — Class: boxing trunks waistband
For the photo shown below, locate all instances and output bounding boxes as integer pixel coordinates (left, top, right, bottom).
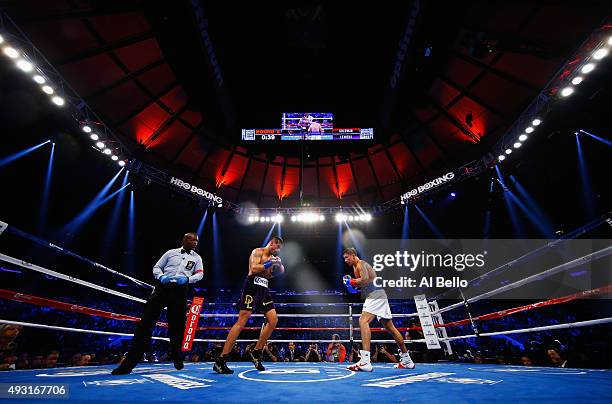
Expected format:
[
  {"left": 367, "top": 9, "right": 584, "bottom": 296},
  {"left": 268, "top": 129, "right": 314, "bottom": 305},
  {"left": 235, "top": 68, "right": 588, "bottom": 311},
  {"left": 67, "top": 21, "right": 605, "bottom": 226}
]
[{"left": 253, "top": 276, "right": 269, "bottom": 288}]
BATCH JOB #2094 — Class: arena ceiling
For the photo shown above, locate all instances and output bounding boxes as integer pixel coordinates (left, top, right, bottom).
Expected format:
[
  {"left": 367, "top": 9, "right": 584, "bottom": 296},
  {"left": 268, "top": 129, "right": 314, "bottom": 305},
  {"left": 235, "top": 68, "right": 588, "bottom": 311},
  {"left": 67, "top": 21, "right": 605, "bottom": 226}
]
[{"left": 3, "top": 1, "right": 608, "bottom": 208}]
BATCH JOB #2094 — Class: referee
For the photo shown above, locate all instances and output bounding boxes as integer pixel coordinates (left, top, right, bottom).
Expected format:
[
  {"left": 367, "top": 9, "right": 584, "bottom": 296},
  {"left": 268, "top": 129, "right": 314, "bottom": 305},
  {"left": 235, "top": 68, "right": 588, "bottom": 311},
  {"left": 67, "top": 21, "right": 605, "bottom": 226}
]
[{"left": 112, "top": 232, "right": 204, "bottom": 375}]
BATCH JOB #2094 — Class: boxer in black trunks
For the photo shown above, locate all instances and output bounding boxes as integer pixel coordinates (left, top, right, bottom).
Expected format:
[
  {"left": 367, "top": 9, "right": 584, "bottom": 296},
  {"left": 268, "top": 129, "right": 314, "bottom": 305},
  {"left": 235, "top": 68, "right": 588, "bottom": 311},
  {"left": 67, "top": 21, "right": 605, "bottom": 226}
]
[{"left": 214, "top": 236, "right": 285, "bottom": 374}]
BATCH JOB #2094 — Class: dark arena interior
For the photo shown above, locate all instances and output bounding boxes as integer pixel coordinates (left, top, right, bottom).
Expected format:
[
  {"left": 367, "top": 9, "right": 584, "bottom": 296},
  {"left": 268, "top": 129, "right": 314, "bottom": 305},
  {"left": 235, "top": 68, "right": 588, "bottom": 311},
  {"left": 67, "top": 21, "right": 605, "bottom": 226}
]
[{"left": 0, "top": 1, "right": 611, "bottom": 403}]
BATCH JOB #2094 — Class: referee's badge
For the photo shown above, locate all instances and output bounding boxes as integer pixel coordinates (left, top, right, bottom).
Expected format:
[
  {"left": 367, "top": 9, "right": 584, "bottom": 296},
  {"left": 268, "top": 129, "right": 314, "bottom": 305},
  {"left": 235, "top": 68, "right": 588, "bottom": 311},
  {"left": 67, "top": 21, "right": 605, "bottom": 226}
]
[{"left": 186, "top": 261, "right": 195, "bottom": 270}]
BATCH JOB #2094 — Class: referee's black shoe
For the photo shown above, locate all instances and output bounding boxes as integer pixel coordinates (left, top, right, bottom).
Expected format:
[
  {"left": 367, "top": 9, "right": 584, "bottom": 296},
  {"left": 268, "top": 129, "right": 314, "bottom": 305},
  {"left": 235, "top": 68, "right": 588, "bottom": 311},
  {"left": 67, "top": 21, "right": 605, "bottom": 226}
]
[
  {"left": 173, "top": 360, "right": 184, "bottom": 370},
  {"left": 213, "top": 355, "right": 234, "bottom": 374}
]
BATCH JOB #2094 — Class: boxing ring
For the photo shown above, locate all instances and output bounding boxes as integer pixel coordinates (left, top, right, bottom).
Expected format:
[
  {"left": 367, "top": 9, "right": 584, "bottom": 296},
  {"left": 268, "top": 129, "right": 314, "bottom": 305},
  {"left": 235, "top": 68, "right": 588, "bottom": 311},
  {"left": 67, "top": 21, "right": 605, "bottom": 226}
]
[{"left": 0, "top": 220, "right": 611, "bottom": 402}]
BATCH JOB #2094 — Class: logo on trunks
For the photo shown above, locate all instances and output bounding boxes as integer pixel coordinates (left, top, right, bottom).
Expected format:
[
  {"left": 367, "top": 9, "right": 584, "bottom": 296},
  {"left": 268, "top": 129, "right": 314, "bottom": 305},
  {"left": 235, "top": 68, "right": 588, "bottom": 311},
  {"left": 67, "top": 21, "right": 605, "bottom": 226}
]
[
  {"left": 186, "top": 261, "right": 195, "bottom": 270},
  {"left": 238, "top": 366, "right": 355, "bottom": 383},
  {"left": 244, "top": 295, "right": 253, "bottom": 309},
  {"left": 254, "top": 276, "right": 269, "bottom": 288}
]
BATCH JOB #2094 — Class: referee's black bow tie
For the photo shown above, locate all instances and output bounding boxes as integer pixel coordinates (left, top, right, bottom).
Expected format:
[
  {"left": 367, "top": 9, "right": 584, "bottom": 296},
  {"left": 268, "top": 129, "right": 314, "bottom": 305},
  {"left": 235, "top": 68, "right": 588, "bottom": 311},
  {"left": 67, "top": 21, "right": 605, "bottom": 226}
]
[{"left": 181, "top": 249, "right": 187, "bottom": 254}]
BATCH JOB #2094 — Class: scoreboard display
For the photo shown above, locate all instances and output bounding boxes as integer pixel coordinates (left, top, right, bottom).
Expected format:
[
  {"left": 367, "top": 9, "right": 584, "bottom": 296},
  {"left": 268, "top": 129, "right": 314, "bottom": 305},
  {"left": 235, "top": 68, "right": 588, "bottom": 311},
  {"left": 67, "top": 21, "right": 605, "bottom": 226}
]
[{"left": 241, "top": 128, "right": 373, "bottom": 141}]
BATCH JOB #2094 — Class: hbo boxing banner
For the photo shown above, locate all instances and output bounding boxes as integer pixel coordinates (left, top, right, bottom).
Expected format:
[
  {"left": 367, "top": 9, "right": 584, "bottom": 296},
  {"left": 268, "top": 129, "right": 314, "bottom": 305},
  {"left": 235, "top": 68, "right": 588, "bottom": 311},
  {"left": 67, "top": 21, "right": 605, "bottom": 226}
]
[{"left": 182, "top": 297, "right": 204, "bottom": 351}]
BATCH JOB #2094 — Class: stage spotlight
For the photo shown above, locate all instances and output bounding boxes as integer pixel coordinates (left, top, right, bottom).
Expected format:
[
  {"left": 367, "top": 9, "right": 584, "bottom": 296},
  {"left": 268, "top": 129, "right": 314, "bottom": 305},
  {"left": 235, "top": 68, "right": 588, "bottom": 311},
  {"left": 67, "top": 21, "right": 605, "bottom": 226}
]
[
  {"left": 111, "top": 155, "right": 119, "bottom": 161},
  {"left": 532, "top": 119, "right": 541, "bottom": 126},
  {"left": 608, "top": 36, "right": 612, "bottom": 46},
  {"left": 581, "top": 63, "right": 595, "bottom": 74},
  {"left": 3, "top": 46, "right": 19, "bottom": 59},
  {"left": 118, "top": 160, "right": 126, "bottom": 167},
  {"left": 0, "top": 34, "right": 4, "bottom": 44},
  {"left": 291, "top": 215, "right": 297, "bottom": 222},
  {"left": 41, "top": 85, "right": 54, "bottom": 94},
  {"left": 90, "top": 133, "right": 99, "bottom": 141},
  {"left": 335, "top": 213, "right": 344, "bottom": 222},
  {"left": 319, "top": 215, "right": 325, "bottom": 221},
  {"left": 51, "top": 96, "right": 64, "bottom": 106},
  {"left": 560, "top": 87, "right": 574, "bottom": 97},
  {"left": 16, "top": 59, "right": 33, "bottom": 72},
  {"left": 103, "top": 148, "right": 112, "bottom": 155},
  {"left": 364, "top": 213, "right": 372, "bottom": 221},
  {"left": 498, "top": 155, "right": 505, "bottom": 161},
  {"left": 513, "top": 142, "right": 522, "bottom": 149},
  {"left": 450, "top": 192, "right": 456, "bottom": 198},
  {"left": 95, "top": 141, "right": 104, "bottom": 149},
  {"left": 505, "top": 149, "right": 512, "bottom": 155},
  {"left": 33, "top": 75, "right": 45, "bottom": 84},
  {"left": 593, "top": 48, "right": 608, "bottom": 60},
  {"left": 518, "top": 134, "right": 528, "bottom": 142},
  {"left": 571, "top": 76, "right": 583, "bottom": 85},
  {"left": 82, "top": 125, "right": 92, "bottom": 133},
  {"left": 525, "top": 127, "right": 534, "bottom": 133}
]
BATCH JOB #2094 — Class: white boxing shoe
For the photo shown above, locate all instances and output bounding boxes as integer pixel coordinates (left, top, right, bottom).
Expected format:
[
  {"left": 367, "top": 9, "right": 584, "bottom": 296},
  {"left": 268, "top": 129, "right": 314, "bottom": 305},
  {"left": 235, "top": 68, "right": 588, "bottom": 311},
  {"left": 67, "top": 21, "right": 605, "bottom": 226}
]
[
  {"left": 347, "top": 361, "right": 373, "bottom": 372},
  {"left": 394, "top": 360, "right": 415, "bottom": 369}
]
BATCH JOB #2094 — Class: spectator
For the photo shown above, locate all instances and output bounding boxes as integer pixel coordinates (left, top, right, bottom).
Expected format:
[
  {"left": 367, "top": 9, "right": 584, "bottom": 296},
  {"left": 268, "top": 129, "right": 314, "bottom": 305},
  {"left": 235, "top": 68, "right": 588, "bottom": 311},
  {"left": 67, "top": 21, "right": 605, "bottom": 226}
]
[
  {"left": 283, "top": 342, "right": 303, "bottom": 362},
  {"left": 30, "top": 354, "right": 44, "bottom": 369},
  {"left": 242, "top": 343, "right": 256, "bottom": 362},
  {"left": 263, "top": 343, "right": 279, "bottom": 362},
  {"left": 520, "top": 352, "right": 533, "bottom": 366},
  {"left": 16, "top": 353, "right": 29, "bottom": 370},
  {"left": 43, "top": 351, "right": 59, "bottom": 368},
  {"left": 81, "top": 354, "right": 92, "bottom": 366},
  {"left": 547, "top": 347, "right": 569, "bottom": 368},
  {"left": 348, "top": 344, "right": 360, "bottom": 362},
  {"left": 69, "top": 353, "right": 82, "bottom": 367},
  {"left": 0, "top": 325, "right": 22, "bottom": 356},
  {"left": 304, "top": 343, "right": 321, "bottom": 362},
  {"left": 376, "top": 345, "right": 398, "bottom": 363},
  {"left": 190, "top": 353, "right": 201, "bottom": 362},
  {"left": 228, "top": 343, "right": 242, "bottom": 362},
  {"left": 326, "top": 334, "right": 346, "bottom": 362}
]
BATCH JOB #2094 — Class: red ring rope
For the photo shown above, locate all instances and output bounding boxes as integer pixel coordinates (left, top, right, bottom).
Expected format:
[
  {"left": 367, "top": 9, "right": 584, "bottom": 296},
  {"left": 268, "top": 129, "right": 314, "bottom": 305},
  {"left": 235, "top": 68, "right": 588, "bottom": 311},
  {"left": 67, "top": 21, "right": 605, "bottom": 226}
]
[{"left": 1, "top": 285, "right": 609, "bottom": 333}]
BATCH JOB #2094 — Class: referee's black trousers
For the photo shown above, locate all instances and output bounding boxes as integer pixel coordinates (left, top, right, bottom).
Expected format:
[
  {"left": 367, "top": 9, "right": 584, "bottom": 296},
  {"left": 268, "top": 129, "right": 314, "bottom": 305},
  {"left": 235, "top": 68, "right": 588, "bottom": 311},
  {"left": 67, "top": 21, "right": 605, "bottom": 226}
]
[{"left": 122, "top": 283, "right": 188, "bottom": 368}]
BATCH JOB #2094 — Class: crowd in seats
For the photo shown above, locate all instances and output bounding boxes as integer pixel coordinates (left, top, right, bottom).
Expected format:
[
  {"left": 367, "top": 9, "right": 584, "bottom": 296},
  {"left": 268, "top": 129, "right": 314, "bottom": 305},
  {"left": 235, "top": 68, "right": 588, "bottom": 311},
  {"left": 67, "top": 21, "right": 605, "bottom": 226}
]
[{"left": 1, "top": 292, "right": 609, "bottom": 370}]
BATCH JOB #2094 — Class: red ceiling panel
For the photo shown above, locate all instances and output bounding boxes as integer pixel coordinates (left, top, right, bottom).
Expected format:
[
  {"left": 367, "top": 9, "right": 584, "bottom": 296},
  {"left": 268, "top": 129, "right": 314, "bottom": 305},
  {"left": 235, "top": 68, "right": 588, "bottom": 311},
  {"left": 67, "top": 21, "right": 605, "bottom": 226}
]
[
  {"left": 444, "top": 56, "right": 482, "bottom": 88},
  {"left": 175, "top": 136, "right": 206, "bottom": 170},
  {"left": 302, "top": 166, "right": 318, "bottom": 199},
  {"left": 262, "top": 163, "right": 283, "bottom": 198},
  {"left": 148, "top": 120, "right": 192, "bottom": 157},
  {"left": 180, "top": 109, "right": 203, "bottom": 128},
  {"left": 370, "top": 150, "right": 399, "bottom": 186},
  {"left": 58, "top": 54, "right": 125, "bottom": 96},
  {"left": 114, "top": 38, "right": 163, "bottom": 72},
  {"left": 428, "top": 116, "right": 472, "bottom": 151},
  {"left": 23, "top": 20, "right": 98, "bottom": 62},
  {"left": 470, "top": 73, "right": 533, "bottom": 115},
  {"left": 89, "top": 13, "right": 150, "bottom": 44},
  {"left": 282, "top": 166, "right": 300, "bottom": 199},
  {"left": 448, "top": 95, "right": 503, "bottom": 141},
  {"left": 119, "top": 103, "right": 170, "bottom": 144},
  {"left": 137, "top": 63, "right": 176, "bottom": 94},
  {"left": 351, "top": 157, "right": 376, "bottom": 191},
  {"left": 91, "top": 81, "right": 149, "bottom": 122},
  {"left": 318, "top": 165, "right": 337, "bottom": 199},
  {"left": 429, "top": 78, "right": 461, "bottom": 108},
  {"left": 411, "top": 135, "right": 446, "bottom": 169},
  {"left": 158, "top": 86, "right": 188, "bottom": 112},
  {"left": 241, "top": 159, "right": 266, "bottom": 193},
  {"left": 494, "top": 53, "right": 561, "bottom": 89},
  {"left": 200, "top": 147, "right": 231, "bottom": 184},
  {"left": 220, "top": 153, "right": 249, "bottom": 188},
  {"left": 335, "top": 162, "right": 356, "bottom": 198},
  {"left": 387, "top": 142, "right": 420, "bottom": 181}
]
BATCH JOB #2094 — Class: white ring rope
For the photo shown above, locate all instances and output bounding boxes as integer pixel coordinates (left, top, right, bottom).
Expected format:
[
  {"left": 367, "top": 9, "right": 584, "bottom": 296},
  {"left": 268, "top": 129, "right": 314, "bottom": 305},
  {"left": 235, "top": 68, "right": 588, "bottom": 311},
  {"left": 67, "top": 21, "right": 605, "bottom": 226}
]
[
  {"left": 2, "top": 317, "right": 610, "bottom": 344},
  {"left": 0, "top": 253, "right": 147, "bottom": 304}
]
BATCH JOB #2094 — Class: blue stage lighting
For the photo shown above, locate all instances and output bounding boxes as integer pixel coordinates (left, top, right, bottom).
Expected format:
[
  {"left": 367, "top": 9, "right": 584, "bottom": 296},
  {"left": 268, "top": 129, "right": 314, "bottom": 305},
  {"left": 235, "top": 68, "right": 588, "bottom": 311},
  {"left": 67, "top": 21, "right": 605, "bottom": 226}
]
[{"left": 0, "top": 140, "right": 51, "bottom": 168}]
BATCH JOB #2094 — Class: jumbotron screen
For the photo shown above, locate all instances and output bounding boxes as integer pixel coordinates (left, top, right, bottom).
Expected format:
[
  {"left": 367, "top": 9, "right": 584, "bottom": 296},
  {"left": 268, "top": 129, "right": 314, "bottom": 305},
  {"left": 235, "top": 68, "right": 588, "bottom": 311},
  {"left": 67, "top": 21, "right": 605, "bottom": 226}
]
[
  {"left": 281, "top": 112, "right": 334, "bottom": 133},
  {"left": 241, "top": 128, "right": 374, "bottom": 141}
]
